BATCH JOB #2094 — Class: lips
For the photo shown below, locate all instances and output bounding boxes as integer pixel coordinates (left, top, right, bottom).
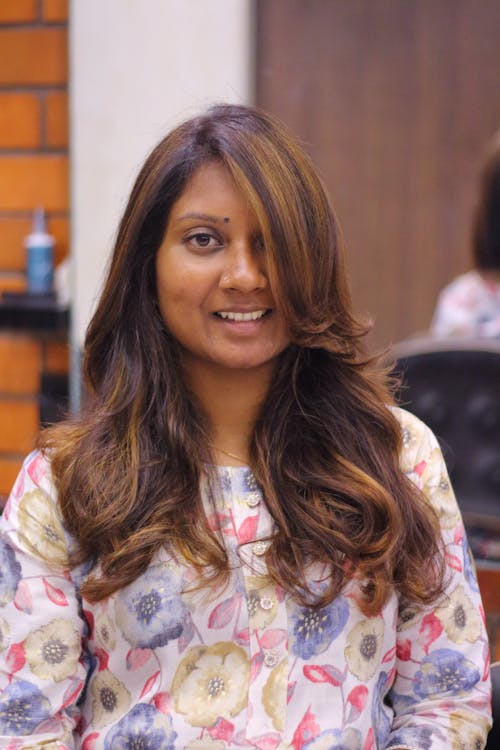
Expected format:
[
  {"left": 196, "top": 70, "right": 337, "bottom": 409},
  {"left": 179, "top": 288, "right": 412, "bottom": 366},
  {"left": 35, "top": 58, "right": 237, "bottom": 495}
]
[{"left": 214, "top": 309, "right": 271, "bottom": 321}]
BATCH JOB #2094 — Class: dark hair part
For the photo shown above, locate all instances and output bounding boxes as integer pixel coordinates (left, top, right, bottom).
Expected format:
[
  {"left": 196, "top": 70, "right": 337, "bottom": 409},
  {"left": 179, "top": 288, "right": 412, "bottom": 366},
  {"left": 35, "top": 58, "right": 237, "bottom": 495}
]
[
  {"left": 473, "top": 135, "right": 500, "bottom": 270},
  {"left": 42, "top": 104, "right": 445, "bottom": 613}
]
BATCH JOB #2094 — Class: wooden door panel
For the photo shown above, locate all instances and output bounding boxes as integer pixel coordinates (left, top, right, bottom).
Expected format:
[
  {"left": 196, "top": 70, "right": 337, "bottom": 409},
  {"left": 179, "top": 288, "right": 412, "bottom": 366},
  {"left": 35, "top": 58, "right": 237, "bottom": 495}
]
[{"left": 257, "top": 0, "right": 500, "bottom": 349}]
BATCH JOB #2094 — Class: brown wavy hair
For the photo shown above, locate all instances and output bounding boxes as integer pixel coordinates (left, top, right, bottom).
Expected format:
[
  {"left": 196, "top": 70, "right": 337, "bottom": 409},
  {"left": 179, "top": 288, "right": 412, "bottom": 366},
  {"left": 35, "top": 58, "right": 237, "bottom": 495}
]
[{"left": 42, "top": 104, "right": 445, "bottom": 614}]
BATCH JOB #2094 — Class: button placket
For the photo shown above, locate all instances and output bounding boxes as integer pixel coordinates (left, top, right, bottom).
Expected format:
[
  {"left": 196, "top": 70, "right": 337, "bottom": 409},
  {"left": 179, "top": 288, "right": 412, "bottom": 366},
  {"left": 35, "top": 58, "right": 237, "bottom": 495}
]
[
  {"left": 246, "top": 584, "right": 288, "bottom": 740},
  {"left": 252, "top": 540, "right": 269, "bottom": 557},
  {"left": 263, "top": 650, "right": 279, "bottom": 668},
  {"left": 259, "top": 595, "right": 275, "bottom": 611},
  {"left": 246, "top": 491, "right": 261, "bottom": 508}
]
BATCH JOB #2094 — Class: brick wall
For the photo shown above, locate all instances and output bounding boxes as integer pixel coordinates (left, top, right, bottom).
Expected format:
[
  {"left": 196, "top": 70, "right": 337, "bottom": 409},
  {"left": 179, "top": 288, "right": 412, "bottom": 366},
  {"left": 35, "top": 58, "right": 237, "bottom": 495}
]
[{"left": 0, "top": 0, "right": 69, "bottom": 502}]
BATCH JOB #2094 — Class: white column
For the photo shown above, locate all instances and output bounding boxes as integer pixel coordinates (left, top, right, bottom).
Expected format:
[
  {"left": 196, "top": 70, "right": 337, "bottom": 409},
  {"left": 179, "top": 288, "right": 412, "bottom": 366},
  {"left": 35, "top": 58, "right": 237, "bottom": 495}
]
[{"left": 69, "top": 0, "right": 254, "bottom": 405}]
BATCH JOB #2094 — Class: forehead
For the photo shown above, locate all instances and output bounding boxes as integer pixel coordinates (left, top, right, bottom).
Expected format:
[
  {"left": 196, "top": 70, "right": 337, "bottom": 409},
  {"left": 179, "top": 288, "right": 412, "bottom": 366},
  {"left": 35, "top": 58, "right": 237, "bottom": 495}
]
[{"left": 171, "top": 161, "right": 246, "bottom": 214}]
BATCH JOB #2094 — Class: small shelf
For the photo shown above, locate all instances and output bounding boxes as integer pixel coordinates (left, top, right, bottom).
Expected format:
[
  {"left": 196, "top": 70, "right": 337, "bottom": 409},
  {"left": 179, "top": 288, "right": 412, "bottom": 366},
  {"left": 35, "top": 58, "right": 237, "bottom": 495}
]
[{"left": 0, "top": 293, "right": 69, "bottom": 333}]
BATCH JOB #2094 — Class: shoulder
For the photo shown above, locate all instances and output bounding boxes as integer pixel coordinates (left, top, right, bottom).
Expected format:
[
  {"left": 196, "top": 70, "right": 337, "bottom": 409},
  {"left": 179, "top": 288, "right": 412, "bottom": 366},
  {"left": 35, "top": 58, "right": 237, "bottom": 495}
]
[
  {"left": 390, "top": 406, "right": 462, "bottom": 528},
  {"left": 389, "top": 405, "right": 438, "bottom": 473},
  {"left": 11, "top": 449, "right": 55, "bottom": 496},
  {"left": 438, "top": 270, "right": 485, "bottom": 301},
  {"left": 4, "top": 449, "right": 57, "bottom": 510},
  {"left": 0, "top": 449, "right": 73, "bottom": 568}
]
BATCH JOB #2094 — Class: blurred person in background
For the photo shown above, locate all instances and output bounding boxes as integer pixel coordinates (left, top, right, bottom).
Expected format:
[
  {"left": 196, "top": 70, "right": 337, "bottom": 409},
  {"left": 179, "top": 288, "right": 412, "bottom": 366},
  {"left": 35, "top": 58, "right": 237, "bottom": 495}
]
[{"left": 431, "top": 132, "right": 500, "bottom": 338}]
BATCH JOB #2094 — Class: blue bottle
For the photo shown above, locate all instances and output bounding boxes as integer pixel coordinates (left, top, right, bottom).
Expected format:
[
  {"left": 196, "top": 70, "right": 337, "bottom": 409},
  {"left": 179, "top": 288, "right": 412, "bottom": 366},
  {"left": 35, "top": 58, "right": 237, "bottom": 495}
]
[{"left": 24, "top": 208, "right": 55, "bottom": 295}]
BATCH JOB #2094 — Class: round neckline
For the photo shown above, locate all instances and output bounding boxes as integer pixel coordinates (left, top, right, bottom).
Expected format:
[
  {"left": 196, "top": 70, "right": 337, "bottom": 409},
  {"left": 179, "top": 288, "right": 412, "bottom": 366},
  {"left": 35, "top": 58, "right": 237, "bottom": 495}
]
[{"left": 203, "top": 462, "right": 251, "bottom": 470}]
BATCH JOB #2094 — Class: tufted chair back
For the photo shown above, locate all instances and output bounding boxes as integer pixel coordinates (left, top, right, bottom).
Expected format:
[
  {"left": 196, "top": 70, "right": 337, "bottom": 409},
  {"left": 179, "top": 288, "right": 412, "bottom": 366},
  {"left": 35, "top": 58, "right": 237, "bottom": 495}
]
[{"left": 390, "top": 337, "right": 500, "bottom": 533}]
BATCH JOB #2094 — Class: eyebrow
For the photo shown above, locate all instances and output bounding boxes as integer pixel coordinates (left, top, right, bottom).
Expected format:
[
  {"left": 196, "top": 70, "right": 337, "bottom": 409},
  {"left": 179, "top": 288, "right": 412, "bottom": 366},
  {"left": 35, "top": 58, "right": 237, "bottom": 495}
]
[{"left": 174, "top": 212, "right": 227, "bottom": 224}]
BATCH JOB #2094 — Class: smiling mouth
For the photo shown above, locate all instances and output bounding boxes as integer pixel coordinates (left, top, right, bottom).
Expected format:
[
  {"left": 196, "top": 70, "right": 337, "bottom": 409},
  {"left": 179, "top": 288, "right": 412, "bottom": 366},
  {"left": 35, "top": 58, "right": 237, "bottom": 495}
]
[{"left": 214, "top": 309, "right": 271, "bottom": 321}]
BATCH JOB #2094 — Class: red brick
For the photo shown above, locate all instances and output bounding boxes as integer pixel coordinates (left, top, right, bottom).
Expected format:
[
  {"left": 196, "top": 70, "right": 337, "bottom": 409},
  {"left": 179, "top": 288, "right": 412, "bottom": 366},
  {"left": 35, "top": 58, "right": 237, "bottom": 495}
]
[
  {"left": 0, "top": 216, "right": 69, "bottom": 271},
  {"left": 0, "top": 398, "right": 39, "bottom": 454},
  {"left": 0, "top": 456, "right": 24, "bottom": 497},
  {"left": 0, "top": 93, "right": 40, "bottom": 149},
  {"left": 0, "top": 334, "right": 41, "bottom": 394},
  {"left": 45, "top": 91, "right": 68, "bottom": 148},
  {"left": 44, "top": 341, "right": 69, "bottom": 373},
  {"left": 0, "top": 155, "right": 68, "bottom": 211},
  {"left": 0, "top": 274, "right": 26, "bottom": 294},
  {"left": 42, "top": 0, "right": 68, "bottom": 22},
  {"left": 0, "top": 29, "right": 67, "bottom": 86},
  {"left": 0, "top": 0, "right": 37, "bottom": 23}
]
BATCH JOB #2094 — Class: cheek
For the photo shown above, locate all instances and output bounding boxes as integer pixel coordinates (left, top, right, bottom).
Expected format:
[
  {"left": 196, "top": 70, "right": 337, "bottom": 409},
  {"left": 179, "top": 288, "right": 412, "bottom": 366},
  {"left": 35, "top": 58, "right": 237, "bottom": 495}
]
[
  {"left": 157, "top": 258, "right": 188, "bottom": 301},
  {"left": 156, "top": 272, "right": 205, "bottom": 329}
]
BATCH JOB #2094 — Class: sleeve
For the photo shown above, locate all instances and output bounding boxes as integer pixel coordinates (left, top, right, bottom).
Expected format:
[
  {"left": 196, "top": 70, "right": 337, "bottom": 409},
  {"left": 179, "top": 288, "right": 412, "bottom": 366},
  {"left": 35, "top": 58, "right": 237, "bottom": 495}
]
[
  {"left": 0, "top": 451, "right": 89, "bottom": 750},
  {"left": 429, "top": 275, "right": 484, "bottom": 338},
  {"left": 384, "top": 409, "right": 492, "bottom": 750}
]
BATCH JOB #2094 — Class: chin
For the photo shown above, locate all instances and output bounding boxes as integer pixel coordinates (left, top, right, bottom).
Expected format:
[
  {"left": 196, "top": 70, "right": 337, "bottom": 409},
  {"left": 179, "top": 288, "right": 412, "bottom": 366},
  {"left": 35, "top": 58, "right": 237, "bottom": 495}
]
[{"left": 213, "top": 355, "right": 280, "bottom": 373}]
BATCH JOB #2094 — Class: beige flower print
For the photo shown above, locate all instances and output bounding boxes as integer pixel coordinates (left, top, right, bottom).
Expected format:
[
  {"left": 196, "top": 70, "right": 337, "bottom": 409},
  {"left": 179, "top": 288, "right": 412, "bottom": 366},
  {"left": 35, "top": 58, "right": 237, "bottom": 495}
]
[
  {"left": 345, "top": 616, "right": 384, "bottom": 680},
  {"left": 171, "top": 642, "right": 249, "bottom": 727},
  {"left": 185, "top": 740, "right": 226, "bottom": 750},
  {"left": 0, "top": 618, "right": 10, "bottom": 652},
  {"left": 17, "top": 489, "right": 68, "bottom": 566},
  {"left": 262, "top": 658, "right": 287, "bottom": 732},
  {"left": 25, "top": 618, "right": 80, "bottom": 682},
  {"left": 90, "top": 669, "right": 131, "bottom": 728},
  {"left": 421, "top": 449, "right": 461, "bottom": 529},
  {"left": 94, "top": 611, "right": 116, "bottom": 651},
  {"left": 397, "top": 411, "right": 426, "bottom": 474},
  {"left": 450, "top": 708, "right": 489, "bottom": 750},
  {"left": 436, "top": 585, "right": 482, "bottom": 644},
  {"left": 303, "top": 728, "right": 361, "bottom": 750},
  {"left": 246, "top": 576, "right": 278, "bottom": 630}
]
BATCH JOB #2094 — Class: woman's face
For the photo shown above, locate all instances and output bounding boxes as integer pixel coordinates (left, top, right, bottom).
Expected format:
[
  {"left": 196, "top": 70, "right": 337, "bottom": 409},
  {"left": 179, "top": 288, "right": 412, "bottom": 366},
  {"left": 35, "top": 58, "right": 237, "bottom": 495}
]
[{"left": 156, "top": 161, "right": 290, "bottom": 381}]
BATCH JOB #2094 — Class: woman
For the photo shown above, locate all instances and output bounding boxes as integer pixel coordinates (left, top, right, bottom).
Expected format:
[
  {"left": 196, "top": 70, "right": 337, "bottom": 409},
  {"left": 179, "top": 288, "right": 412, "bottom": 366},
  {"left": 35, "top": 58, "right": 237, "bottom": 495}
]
[
  {"left": 431, "top": 131, "right": 500, "bottom": 338},
  {"left": 0, "top": 105, "right": 491, "bottom": 750}
]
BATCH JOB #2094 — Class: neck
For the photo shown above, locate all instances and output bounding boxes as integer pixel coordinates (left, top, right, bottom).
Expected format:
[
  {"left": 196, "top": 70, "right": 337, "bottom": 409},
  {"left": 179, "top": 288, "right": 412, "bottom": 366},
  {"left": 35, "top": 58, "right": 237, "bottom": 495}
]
[{"left": 184, "top": 361, "right": 274, "bottom": 465}]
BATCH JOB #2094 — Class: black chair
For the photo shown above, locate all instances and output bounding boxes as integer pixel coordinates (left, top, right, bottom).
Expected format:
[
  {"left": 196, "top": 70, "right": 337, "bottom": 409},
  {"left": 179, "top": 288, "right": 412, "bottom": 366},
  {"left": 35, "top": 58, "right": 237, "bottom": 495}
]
[{"left": 390, "top": 336, "right": 500, "bottom": 535}]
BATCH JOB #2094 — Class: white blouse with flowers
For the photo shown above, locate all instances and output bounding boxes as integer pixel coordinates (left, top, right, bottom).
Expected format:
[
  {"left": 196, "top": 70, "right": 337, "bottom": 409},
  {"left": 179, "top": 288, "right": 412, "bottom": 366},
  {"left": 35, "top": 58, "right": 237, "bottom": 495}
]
[
  {"left": 0, "top": 409, "right": 492, "bottom": 750},
  {"left": 430, "top": 269, "right": 500, "bottom": 339}
]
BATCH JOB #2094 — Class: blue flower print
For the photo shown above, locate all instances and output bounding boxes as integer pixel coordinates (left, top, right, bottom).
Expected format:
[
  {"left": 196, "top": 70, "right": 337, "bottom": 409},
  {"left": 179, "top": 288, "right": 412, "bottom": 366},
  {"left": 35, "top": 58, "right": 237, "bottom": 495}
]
[
  {"left": 388, "top": 726, "right": 433, "bottom": 749},
  {"left": 0, "top": 680, "right": 51, "bottom": 734},
  {"left": 371, "top": 671, "right": 392, "bottom": 748},
  {"left": 115, "top": 563, "right": 186, "bottom": 648},
  {"left": 461, "top": 534, "right": 479, "bottom": 593},
  {"left": 0, "top": 538, "right": 21, "bottom": 607},
  {"left": 219, "top": 469, "right": 232, "bottom": 492},
  {"left": 243, "top": 469, "right": 259, "bottom": 493},
  {"left": 104, "top": 703, "right": 177, "bottom": 750},
  {"left": 304, "top": 727, "right": 362, "bottom": 749},
  {"left": 290, "top": 596, "right": 349, "bottom": 660},
  {"left": 414, "top": 648, "right": 480, "bottom": 698}
]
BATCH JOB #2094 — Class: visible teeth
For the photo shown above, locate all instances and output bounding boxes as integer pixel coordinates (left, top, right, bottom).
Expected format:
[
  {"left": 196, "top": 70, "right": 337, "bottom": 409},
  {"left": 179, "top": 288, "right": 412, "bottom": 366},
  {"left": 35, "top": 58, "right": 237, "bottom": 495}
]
[{"left": 218, "top": 310, "right": 267, "bottom": 321}]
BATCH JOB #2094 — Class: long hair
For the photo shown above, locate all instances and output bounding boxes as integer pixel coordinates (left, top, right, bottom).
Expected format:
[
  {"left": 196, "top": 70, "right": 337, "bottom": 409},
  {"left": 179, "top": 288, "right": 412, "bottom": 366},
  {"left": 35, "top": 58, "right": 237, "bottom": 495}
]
[
  {"left": 42, "top": 104, "right": 445, "bottom": 613},
  {"left": 473, "top": 133, "right": 500, "bottom": 270}
]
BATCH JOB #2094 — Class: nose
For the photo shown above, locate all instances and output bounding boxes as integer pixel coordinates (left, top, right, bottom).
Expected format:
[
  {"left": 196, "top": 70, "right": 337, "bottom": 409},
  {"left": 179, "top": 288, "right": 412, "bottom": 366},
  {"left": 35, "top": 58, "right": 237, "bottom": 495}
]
[{"left": 219, "top": 241, "right": 267, "bottom": 293}]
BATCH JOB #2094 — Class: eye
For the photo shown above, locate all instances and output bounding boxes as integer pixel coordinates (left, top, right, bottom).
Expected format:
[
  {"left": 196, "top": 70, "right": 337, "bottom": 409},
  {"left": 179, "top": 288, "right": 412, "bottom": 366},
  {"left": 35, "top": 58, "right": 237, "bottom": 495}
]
[{"left": 185, "top": 231, "right": 222, "bottom": 250}]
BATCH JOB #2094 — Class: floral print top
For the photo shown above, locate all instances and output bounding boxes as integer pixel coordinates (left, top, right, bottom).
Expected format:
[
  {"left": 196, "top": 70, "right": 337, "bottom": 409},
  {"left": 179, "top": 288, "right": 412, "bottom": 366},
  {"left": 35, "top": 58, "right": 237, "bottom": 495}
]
[
  {"left": 431, "top": 269, "right": 500, "bottom": 338},
  {"left": 0, "top": 409, "right": 492, "bottom": 750}
]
